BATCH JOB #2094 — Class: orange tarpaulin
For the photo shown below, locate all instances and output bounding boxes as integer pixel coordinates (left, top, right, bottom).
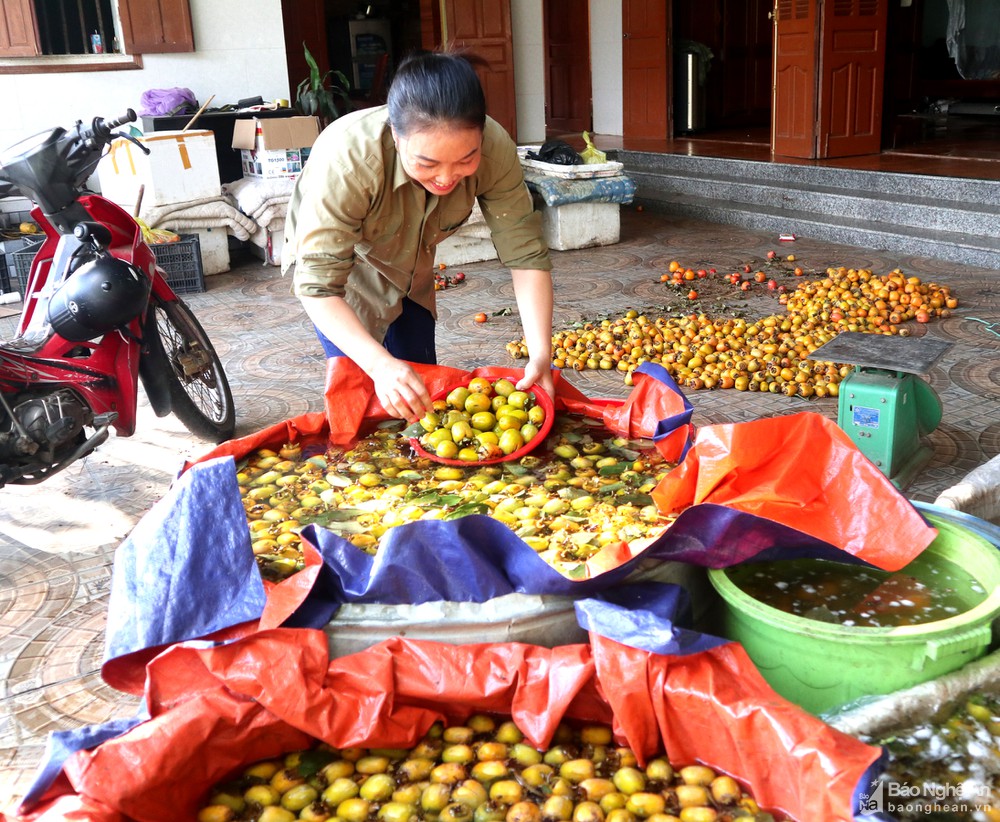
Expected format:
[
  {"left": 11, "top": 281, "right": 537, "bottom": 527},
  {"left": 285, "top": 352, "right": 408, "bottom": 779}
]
[
  {"left": 183, "top": 360, "right": 695, "bottom": 470},
  {"left": 652, "top": 412, "right": 937, "bottom": 570},
  {"left": 317, "top": 358, "right": 694, "bottom": 459},
  {"left": 21, "top": 630, "right": 881, "bottom": 822}
]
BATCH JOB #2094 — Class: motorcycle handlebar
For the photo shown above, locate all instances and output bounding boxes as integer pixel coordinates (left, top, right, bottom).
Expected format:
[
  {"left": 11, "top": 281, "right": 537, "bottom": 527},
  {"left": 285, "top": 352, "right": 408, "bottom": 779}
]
[
  {"left": 85, "top": 109, "right": 137, "bottom": 148},
  {"left": 0, "top": 109, "right": 140, "bottom": 220}
]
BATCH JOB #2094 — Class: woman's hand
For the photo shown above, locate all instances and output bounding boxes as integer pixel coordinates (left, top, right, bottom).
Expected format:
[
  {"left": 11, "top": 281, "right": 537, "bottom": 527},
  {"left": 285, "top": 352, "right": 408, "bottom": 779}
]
[
  {"left": 370, "top": 355, "right": 433, "bottom": 421},
  {"left": 300, "top": 295, "right": 433, "bottom": 420},
  {"left": 516, "top": 356, "right": 555, "bottom": 400}
]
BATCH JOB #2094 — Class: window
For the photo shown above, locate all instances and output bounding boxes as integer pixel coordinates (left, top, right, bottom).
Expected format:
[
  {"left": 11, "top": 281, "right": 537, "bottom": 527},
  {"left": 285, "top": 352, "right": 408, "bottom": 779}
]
[
  {"left": 34, "top": 0, "right": 118, "bottom": 55},
  {"left": 0, "top": 0, "right": 193, "bottom": 69}
]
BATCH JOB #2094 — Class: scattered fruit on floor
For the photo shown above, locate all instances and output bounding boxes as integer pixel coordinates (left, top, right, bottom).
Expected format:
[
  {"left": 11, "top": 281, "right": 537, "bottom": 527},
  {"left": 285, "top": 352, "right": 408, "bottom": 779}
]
[{"left": 505, "top": 266, "right": 958, "bottom": 397}]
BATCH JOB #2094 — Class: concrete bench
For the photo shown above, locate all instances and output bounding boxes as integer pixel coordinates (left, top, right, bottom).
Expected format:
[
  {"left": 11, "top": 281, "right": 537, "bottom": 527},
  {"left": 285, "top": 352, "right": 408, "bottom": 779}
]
[{"left": 523, "top": 169, "right": 636, "bottom": 251}]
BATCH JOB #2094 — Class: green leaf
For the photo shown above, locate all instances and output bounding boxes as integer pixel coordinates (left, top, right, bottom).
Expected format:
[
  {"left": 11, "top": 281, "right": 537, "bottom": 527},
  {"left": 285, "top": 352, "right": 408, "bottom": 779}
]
[
  {"left": 616, "top": 493, "right": 654, "bottom": 506},
  {"left": 296, "top": 748, "right": 336, "bottom": 777},
  {"left": 565, "top": 564, "right": 589, "bottom": 580},
  {"left": 444, "top": 502, "right": 490, "bottom": 520},
  {"left": 298, "top": 90, "right": 315, "bottom": 116},
  {"left": 597, "top": 482, "right": 625, "bottom": 495},
  {"left": 598, "top": 462, "right": 629, "bottom": 476},
  {"left": 317, "top": 507, "right": 366, "bottom": 521},
  {"left": 409, "top": 491, "right": 463, "bottom": 507},
  {"left": 300, "top": 507, "right": 365, "bottom": 527},
  {"left": 319, "top": 519, "right": 367, "bottom": 535},
  {"left": 295, "top": 42, "right": 353, "bottom": 126},
  {"left": 503, "top": 462, "right": 531, "bottom": 477},
  {"left": 303, "top": 41, "right": 322, "bottom": 88},
  {"left": 332, "top": 69, "right": 352, "bottom": 92},
  {"left": 607, "top": 443, "right": 641, "bottom": 461}
]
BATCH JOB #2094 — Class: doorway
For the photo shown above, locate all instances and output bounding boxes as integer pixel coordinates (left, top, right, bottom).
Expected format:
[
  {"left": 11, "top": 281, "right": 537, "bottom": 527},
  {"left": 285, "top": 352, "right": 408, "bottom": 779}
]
[
  {"left": 671, "top": 0, "right": 771, "bottom": 147},
  {"left": 667, "top": 0, "right": 996, "bottom": 165},
  {"left": 543, "top": 0, "right": 593, "bottom": 137},
  {"left": 882, "top": 0, "right": 1000, "bottom": 162},
  {"left": 325, "top": 1, "right": 423, "bottom": 101}
]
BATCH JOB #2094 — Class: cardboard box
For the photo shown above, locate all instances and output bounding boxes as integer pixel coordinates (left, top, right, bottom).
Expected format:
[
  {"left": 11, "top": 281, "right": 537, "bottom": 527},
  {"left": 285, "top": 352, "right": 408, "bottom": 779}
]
[
  {"left": 232, "top": 116, "right": 320, "bottom": 180},
  {"left": 97, "top": 130, "right": 221, "bottom": 209}
]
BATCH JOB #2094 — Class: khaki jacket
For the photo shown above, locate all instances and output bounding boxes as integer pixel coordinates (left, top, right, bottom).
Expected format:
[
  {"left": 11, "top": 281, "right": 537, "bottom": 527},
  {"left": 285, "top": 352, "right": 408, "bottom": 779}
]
[{"left": 284, "top": 106, "right": 550, "bottom": 343}]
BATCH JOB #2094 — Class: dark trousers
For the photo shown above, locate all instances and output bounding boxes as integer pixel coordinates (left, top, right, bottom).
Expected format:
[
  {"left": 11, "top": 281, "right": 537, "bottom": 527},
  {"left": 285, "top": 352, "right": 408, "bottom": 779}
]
[{"left": 315, "top": 297, "right": 437, "bottom": 364}]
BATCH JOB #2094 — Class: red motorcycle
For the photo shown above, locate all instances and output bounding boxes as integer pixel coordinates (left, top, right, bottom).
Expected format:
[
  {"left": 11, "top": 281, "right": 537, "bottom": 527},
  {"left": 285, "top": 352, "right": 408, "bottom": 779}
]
[{"left": 0, "top": 110, "right": 235, "bottom": 486}]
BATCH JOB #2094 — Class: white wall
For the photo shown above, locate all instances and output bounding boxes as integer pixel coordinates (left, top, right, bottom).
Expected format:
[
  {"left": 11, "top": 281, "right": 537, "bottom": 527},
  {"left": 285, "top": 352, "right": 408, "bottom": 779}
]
[
  {"left": 511, "top": 0, "right": 546, "bottom": 143},
  {"left": 510, "top": 0, "right": 622, "bottom": 144},
  {"left": 590, "top": 0, "right": 623, "bottom": 136},
  {"left": 1, "top": 0, "right": 624, "bottom": 154},
  {"left": 0, "top": 0, "right": 290, "bottom": 149}
]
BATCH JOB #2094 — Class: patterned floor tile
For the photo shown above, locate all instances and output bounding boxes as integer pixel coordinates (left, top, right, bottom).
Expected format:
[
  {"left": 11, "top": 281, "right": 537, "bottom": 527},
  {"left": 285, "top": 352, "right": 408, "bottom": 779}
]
[{"left": 1, "top": 208, "right": 999, "bottom": 813}]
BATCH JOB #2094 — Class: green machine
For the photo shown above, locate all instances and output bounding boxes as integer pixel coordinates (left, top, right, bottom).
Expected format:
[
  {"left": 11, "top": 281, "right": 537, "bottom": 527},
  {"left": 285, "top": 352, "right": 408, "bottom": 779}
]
[{"left": 810, "top": 332, "right": 951, "bottom": 489}]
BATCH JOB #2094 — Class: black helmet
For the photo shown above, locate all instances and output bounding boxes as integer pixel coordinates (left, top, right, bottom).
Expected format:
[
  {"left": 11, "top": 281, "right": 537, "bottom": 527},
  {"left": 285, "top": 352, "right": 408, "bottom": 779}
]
[{"left": 47, "top": 254, "right": 151, "bottom": 341}]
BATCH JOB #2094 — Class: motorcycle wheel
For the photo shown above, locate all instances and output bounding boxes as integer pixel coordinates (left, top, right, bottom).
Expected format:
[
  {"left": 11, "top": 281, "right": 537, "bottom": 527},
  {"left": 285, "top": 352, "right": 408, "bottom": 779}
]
[{"left": 145, "top": 296, "right": 236, "bottom": 443}]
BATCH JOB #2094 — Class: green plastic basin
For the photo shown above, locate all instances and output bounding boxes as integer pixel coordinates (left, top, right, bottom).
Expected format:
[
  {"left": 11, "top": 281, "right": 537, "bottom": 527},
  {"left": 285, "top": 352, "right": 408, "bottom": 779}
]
[{"left": 707, "top": 514, "right": 1000, "bottom": 715}]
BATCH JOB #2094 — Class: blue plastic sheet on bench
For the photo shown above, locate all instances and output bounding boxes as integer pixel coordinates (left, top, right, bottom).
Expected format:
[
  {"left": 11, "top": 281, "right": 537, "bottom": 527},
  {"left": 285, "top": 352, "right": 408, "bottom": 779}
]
[{"left": 523, "top": 169, "right": 636, "bottom": 207}]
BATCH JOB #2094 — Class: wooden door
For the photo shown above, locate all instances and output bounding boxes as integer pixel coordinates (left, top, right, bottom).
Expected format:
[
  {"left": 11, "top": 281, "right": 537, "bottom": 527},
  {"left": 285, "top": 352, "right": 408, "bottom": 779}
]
[
  {"left": 442, "top": 0, "right": 518, "bottom": 139},
  {"left": 817, "top": 0, "right": 888, "bottom": 158},
  {"left": 718, "top": 0, "right": 772, "bottom": 126},
  {"left": 419, "top": 0, "right": 442, "bottom": 51},
  {"left": 281, "top": 0, "right": 329, "bottom": 96},
  {"left": 544, "top": 0, "right": 592, "bottom": 136},
  {"left": 622, "top": 0, "right": 670, "bottom": 140},
  {"left": 771, "top": 0, "right": 818, "bottom": 157}
]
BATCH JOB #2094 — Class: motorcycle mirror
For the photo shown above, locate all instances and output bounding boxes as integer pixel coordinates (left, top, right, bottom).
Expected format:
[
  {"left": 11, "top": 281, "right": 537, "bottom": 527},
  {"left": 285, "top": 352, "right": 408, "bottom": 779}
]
[{"left": 73, "top": 221, "right": 114, "bottom": 248}]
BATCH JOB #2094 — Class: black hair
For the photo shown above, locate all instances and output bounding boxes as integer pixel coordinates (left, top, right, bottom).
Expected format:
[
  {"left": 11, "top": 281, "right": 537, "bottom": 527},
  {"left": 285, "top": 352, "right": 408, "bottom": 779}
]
[{"left": 387, "top": 51, "right": 487, "bottom": 136}]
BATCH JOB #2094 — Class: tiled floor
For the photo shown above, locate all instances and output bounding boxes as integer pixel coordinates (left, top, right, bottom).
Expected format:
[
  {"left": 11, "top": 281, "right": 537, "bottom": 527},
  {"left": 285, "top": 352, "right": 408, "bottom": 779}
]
[{"left": 2, "top": 208, "right": 1000, "bottom": 814}]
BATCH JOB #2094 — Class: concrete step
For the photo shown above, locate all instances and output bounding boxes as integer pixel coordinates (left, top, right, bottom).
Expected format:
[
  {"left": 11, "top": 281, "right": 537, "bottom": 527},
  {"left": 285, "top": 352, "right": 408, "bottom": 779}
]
[{"left": 613, "top": 150, "right": 1000, "bottom": 268}]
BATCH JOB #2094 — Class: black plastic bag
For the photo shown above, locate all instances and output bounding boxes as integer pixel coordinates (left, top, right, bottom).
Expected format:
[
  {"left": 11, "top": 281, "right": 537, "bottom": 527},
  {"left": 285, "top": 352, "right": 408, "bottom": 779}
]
[{"left": 526, "top": 140, "right": 583, "bottom": 166}]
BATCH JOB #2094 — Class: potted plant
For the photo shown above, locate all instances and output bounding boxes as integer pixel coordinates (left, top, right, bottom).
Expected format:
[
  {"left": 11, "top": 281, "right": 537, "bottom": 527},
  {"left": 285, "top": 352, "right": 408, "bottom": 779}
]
[{"left": 295, "top": 42, "right": 353, "bottom": 128}]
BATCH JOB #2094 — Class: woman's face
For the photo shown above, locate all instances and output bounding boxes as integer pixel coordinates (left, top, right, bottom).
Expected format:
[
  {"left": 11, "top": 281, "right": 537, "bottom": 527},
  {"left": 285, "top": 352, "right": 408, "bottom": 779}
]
[{"left": 393, "top": 124, "right": 483, "bottom": 196}]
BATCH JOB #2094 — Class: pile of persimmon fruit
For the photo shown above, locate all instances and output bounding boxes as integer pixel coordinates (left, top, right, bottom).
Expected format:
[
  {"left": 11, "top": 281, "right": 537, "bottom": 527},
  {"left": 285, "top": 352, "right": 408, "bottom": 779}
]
[{"left": 506, "top": 263, "right": 958, "bottom": 399}]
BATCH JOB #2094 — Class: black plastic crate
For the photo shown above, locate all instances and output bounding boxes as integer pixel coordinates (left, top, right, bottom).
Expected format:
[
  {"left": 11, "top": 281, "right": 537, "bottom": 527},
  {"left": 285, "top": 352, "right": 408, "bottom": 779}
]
[
  {"left": 7, "top": 238, "right": 44, "bottom": 297},
  {"left": 2, "top": 234, "right": 207, "bottom": 299},
  {"left": 150, "top": 234, "right": 206, "bottom": 295}
]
